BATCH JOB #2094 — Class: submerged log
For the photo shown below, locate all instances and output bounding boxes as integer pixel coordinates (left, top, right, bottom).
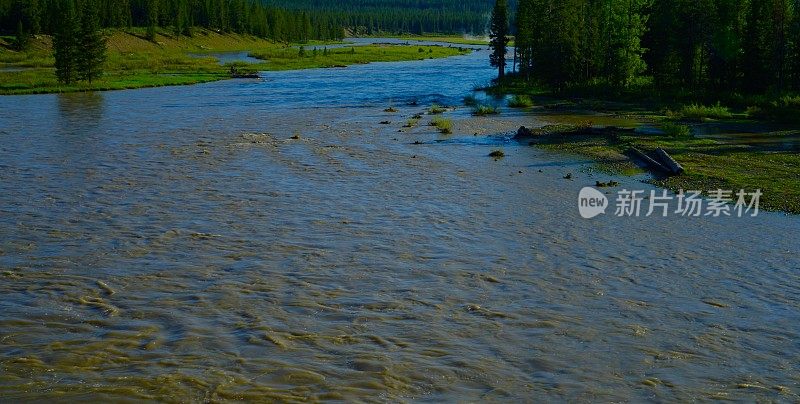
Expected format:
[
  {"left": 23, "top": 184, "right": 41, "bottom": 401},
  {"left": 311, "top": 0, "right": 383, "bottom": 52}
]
[{"left": 654, "top": 148, "right": 685, "bottom": 175}]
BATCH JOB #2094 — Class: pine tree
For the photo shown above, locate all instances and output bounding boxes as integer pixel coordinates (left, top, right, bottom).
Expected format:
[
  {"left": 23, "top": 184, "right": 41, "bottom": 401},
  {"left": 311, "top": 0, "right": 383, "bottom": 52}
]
[
  {"left": 146, "top": 0, "right": 158, "bottom": 41},
  {"left": 14, "top": 20, "right": 29, "bottom": 51},
  {"left": 53, "top": 0, "right": 79, "bottom": 84},
  {"left": 489, "top": 0, "right": 509, "bottom": 79},
  {"left": 77, "top": 0, "right": 107, "bottom": 83}
]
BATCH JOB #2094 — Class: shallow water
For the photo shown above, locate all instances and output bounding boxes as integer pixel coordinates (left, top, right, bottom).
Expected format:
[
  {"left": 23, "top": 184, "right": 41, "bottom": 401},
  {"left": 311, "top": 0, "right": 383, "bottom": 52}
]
[{"left": 1, "top": 43, "right": 799, "bottom": 401}]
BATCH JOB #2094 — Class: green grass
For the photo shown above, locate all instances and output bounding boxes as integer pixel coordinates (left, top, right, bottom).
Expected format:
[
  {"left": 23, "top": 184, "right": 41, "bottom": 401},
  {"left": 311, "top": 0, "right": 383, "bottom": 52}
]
[
  {"left": 508, "top": 94, "right": 534, "bottom": 108},
  {"left": 530, "top": 124, "right": 800, "bottom": 213},
  {"left": 430, "top": 116, "right": 453, "bottom": 134},
  {"left": 660, "top": 122, "right": 692, "bottom": 138},
  {"left": 0, "top": 29, "right": 470, "bottom": 95},
  {"left": 666, "top": 102, "right": 734, "bottom": 121},
  {"left": 746, "top": 95, "right": 800, "bottom": 123},
  {"left": 472, "top": 104, "right": 499, "bottom": 116},
  {"left": 248, "top": 44, "right": 468, "bottom": 71},
  {"left": 428, "top": 104, "right": 447, "bottom": 114},
  {"left": 404, "top": 116, "right": 421, "bottom": 127}
]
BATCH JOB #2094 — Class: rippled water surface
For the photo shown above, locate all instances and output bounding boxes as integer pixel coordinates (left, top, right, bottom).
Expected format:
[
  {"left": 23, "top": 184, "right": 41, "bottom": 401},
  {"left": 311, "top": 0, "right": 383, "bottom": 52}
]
[{"left": 1, "top": 42, "right": 799, "bottom": 402}]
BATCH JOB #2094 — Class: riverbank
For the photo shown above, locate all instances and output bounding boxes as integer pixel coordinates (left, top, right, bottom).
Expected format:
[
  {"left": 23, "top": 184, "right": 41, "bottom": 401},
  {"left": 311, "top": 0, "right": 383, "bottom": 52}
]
[
  {"left": 455, "top": 92, "right": 800, "bottom": 214},
  {"left": 0, "top": 29, "right": 468, "bottom": 95}
]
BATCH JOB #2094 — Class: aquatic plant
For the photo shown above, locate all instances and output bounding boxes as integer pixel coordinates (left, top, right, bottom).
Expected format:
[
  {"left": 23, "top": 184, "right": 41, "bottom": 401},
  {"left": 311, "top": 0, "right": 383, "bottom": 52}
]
[
  {"left": 508, "top": 94, "right": 533, "bottom": 108},
  {"left": 661, "top": 122, "right": 692, "bottom": 138},
  {"left": 430, "top": 117, "right": 453, "bottom": 134},
  {"left": 429, "top": 104, "right": 447, "bottom": 114},
  {"left": 473, "top": 104, "right": 499, "bottom": 116},
  {"left": 404, "top": 117, "right": 421, "bottom": 127}
]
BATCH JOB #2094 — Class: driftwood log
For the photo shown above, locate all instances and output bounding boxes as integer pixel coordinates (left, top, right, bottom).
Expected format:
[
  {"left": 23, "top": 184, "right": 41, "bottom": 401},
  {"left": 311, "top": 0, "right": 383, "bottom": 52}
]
[
  {"left": 655, "top": 148, "right": 685, "bottom": 175},
  {"left": 628, "top": 147, "right": 671, "bottom": 174}
]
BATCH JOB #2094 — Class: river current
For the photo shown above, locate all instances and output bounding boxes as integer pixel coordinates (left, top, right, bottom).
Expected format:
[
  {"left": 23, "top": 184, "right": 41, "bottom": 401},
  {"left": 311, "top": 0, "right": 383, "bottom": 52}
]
[{"left": 0, "top": 41, "right": 799, "bottom": 401}]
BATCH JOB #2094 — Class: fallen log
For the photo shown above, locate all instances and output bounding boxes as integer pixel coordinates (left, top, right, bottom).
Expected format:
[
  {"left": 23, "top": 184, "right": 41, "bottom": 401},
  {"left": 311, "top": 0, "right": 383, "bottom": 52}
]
[
  {"left": 628, "top": 147, "right": 671, "bottom": 174},
  {"left": 654, "top": 148, "right": 685, "bottom": 175}
]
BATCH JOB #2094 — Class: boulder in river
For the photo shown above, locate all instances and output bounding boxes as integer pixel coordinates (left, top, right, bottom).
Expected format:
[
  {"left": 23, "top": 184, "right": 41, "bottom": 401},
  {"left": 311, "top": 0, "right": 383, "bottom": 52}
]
[{"left": 514, "top": 126, "right": 536, "bottom": 139}]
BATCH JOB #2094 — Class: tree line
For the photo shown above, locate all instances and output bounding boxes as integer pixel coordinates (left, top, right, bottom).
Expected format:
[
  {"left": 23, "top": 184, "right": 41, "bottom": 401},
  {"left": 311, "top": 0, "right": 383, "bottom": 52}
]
[
  {"left": 268, "top": 0, "right": 493, "bottom": 35},
  {"left": 1, "top": 0, "right": 495, "bottom": 45},
  {"left": 504, "top": 0, "right": 800, "bottom": 95},
  {"left": 0, "top": 0, "right": 346, "bottom": 45}
]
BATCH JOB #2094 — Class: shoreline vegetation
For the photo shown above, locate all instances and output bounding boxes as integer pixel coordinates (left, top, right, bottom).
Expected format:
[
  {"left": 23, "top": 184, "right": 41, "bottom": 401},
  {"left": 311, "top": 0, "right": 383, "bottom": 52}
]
[
  {"left": 0, "top": 29, "right": 469, "bottom": 95},
  {"left": 478, "top": 0, "right": 800, "bottom": 214},
  {"left": 490, "top": 92, "right": 800, "bottom": 214}
]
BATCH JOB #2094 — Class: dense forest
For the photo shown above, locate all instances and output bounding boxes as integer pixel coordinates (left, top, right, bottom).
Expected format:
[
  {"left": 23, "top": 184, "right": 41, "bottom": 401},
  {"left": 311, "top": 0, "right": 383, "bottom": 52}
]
[
  {"left": 511, "top": 0, "right": 800, "bottom": 95},
  {"left": 0, "top": 0, "right": 347, "bottom": 43},
  {"left": 0, "top": 0, "right": 494, "bottom": 43},
  {"left": 267, "top": 0, "right": 493, "bottom": 35}
]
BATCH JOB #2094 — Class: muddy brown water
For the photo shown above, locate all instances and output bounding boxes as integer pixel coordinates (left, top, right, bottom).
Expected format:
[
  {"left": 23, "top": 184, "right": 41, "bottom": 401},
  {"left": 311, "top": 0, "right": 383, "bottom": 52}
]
[{"left": 0, "top": 43, "right": 799, "bottom": 401}]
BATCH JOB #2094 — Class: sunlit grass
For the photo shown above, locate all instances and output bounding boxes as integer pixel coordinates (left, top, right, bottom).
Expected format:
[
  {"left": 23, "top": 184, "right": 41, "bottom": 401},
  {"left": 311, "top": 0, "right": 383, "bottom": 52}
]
[
  {"left": 1, "top": 29, "right": 470, "bottom": 95},
  {"left": 472, "top": 104, "right": 499, "bottom": 116},
  {"left": 430, "top": 116, "right": 453, "bottom": 134},
  {"left": 428, "top": 104, "right": 447, "bottom": 114},
  {"left": 508, "top": 94, "right": 533, "bottom": 108},
  {"left": 667, "top": 102, "right": 733, "bottom": 121}
]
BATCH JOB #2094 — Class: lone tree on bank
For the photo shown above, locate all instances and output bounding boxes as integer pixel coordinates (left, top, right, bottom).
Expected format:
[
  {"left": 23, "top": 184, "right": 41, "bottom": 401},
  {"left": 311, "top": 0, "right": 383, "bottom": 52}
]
[{"left": 489, "top": 0, "right": 509, "bottom": 79}]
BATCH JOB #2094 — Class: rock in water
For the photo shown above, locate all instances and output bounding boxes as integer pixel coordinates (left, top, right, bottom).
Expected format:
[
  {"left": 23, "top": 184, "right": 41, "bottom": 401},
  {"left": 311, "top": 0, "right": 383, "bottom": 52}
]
[{"left": 514, "top": 126, "right": 535, "bottom": 139}]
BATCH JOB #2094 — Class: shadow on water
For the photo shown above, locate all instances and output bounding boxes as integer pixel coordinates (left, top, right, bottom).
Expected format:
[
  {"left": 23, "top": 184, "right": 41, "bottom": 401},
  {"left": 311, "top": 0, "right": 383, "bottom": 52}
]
[{"left": 57, "top": 91, "right": 105, "bottom": 131}]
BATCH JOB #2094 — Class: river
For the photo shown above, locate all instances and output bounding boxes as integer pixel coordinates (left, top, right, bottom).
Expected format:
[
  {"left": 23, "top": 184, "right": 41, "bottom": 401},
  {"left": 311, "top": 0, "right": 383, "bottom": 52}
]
[{"left": 0, "top": 41, "right": 799, "bottom": 401}]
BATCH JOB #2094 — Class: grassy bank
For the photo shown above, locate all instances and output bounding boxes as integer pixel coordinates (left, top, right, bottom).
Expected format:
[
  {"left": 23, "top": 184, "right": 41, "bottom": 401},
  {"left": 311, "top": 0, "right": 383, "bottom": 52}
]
[
  {"left": 486, "top": 75, "right": 800, "bottom": 213},
  {"left": 525, "top": 121, "right": 800, "bottom": 214},
  {"left": 0, "top": 29, "right": 468, "bottom": 95},
  {"left": 248, "top": 44, "right": 469, "bottom": 70}
]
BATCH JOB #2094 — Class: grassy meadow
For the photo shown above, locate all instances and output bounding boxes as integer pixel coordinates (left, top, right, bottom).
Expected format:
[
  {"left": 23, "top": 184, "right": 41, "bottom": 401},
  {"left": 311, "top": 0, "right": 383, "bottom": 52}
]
[{"left": 0, "top": 29, "right": 468, "bottom": 95}]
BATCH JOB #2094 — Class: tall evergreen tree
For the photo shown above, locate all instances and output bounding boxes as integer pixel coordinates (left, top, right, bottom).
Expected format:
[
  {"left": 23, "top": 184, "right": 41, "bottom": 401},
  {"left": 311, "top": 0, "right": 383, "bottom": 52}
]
[
  {"left": 77, "top": 0, "right": 107, "bottom": 83},
  {"left": 53, "top": 0, "right": 79, "bottom": 84},
  {"left": 489, "top": 0, "right": 509, "bottom": 79},
  {"left": 514, "top": 0, "right": 536, "bottom": 79},
  {"left": 14, "top": 19, "right": 29, "bottom": 50}
]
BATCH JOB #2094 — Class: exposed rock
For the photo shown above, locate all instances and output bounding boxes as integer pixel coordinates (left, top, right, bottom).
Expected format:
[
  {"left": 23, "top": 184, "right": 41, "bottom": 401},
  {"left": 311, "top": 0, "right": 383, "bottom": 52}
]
[{"left": 515, "top": 125, "right": 536, "bottom": 139}]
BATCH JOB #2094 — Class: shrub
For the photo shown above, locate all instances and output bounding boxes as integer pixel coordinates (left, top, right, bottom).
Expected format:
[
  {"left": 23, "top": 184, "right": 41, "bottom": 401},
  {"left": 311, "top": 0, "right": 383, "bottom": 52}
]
[
  {"left": 473, "top": 104, "right": 499, "bottom": 116},
  {"left": 661, "top": 122, "right": 692, "bottom": 138},
  {"left": 747, "top": 96, "right": 800, "bottom": 123},
  {"left": 668, "top": 102, "right": 732, "bottom": 121},
  {"left": 404, "top": 117, "right": 420, "bottom": 127},
  {"left": 508, "top": 94, "right": 533, "bottom": 108},
  {"left": 430, "top": 117, "right": 453, "bottom": 134},
  {"left": 429, "top": 104, "right": 447, "bottom": 114}
]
